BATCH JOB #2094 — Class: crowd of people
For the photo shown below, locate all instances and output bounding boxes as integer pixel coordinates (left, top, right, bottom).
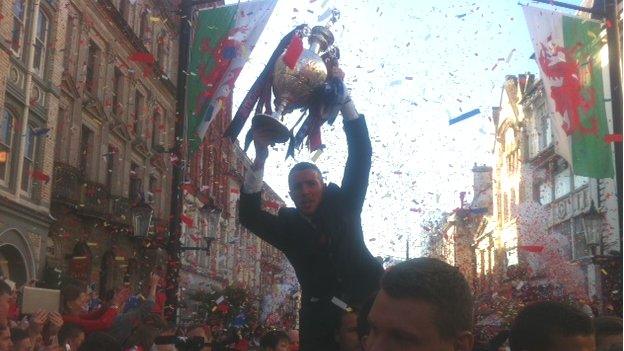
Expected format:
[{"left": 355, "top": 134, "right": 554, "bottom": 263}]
[{"left": 0, "top": 258, "right": 621, "bottom": 351}]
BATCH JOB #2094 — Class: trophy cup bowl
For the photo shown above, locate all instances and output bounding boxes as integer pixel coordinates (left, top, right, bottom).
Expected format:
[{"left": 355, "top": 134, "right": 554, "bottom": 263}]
[{"left": 252, "top": 26, "right": 334, "bottom": 144}]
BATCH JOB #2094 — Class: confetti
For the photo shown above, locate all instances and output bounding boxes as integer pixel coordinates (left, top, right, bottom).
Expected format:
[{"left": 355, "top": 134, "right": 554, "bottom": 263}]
[
  {"left": 604, "top": 134, "right": 622, "bottom": 143},
  {"left": 449, "top": 108, "right": 481, "bottom": 125}
]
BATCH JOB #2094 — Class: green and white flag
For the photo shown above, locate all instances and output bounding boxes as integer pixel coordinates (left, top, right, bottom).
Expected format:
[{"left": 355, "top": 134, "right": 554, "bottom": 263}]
[
  {"left": 186, "top": 0, "right": 277, "bottom": 155},
  {"left": 523, "top": 5, "right": 614, "bottom": 179}
]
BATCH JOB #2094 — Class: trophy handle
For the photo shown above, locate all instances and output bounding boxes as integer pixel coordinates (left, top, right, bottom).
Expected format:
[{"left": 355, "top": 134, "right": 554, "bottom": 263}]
[{"left": 251, "top": 115, "right": 291, "bottom": 144}]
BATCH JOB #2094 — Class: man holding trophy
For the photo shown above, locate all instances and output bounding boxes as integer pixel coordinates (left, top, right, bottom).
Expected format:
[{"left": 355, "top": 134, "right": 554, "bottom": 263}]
[{"left": 235, "top": 22, "right": 383, "bottom": 351}]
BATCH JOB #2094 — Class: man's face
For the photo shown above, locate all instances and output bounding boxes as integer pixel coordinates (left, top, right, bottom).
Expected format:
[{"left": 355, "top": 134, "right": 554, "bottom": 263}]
[
  {"left": 289, "top": 169, "right": 325, "bottom": 216},
  {"left": 288, "top": 330, "right": 299, "bottom": 351},
  {"left": 366, "top": 290, "right": 472, "bottom": 351},
  {"left": 548, "top": 335, "right": 596, "bottom": 351},
  {"left": 338, "top": 312, "right": 360, "bottom": 351},
  {"left": 273, "top": 340, "right": 290, "bottom": 351},
  {"left": 0, "top": 329, "right": 12, "bottom": 351}
]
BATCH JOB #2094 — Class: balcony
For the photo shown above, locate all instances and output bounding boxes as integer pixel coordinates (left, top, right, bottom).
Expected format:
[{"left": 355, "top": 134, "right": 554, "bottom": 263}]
[
  {"left": 80, "top": 181, "right": 110, "bottom": 217},
  {"left": 52, "top": 162, "right": 81, "bottom": 205}
]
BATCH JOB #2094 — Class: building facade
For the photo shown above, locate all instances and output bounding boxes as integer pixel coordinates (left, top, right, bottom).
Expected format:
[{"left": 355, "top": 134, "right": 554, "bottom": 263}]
[
  {"left": 479, "top": 74, "right": 621, "bottom": 314},
  {"left": 0, "top": 0, "right": 180, "bottom": 292},
  {"left": 178, "top": 96, "right": 298, "bottom": 327}
]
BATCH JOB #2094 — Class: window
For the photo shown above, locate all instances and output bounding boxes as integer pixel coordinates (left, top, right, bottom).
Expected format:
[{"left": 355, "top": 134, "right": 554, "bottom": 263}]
[
  {"left": 54, "top": 107, "right": 67, "bottom": 160},
  {"left": 33, "top": 11, "right": 50, "bottom": 76},
  {"left": 63, "top": 6, "right": 81, "bottom": 72},
  {"left": 79, "top": 126, "right": 94, "bottom": 177},
  {"left": 496, "top": 194, "right": 502, "bottom": 225},
  {"left": 11, "top": 0, "right": 27, "bottom": 56},
  {"left": 148, "top": 174, "right": 158, "bottom": 208},
  {"left": 510, "top": 188, "right": 516, "bottom": 217},
  {"left": 554, "top": 166, "right": 571, "bottom": 199},
  {"left": 105, "top": 145, "right": 116, "bottom": 192},
  {"left": 156, "top": 32, "right": 169, "bottom": 75},
  {"left": 151, "top": 110, "right": 162, "bottom": 148},
  {"left": 129, "top": 162, "right": 142, "bottom": 203},
  {"left": 112, "top": 68, "right": 124, "bottom": 116},
  {"left": 133, "top": 91, "right": 144, "bottom": 137},
  {"left": 21, "top": 126, "right": 38, "bottom": 194},
  {"left": 85, "top": 41, "right": 101, "bottom": 94},
  {"left": 551, "top": 222, "right": 573, "bottom": 260},
  {"left": 139, "top": 10, "right": 150, "bottom": 43},
  {"left": 538, "top": 179, "right": 553, "bottom": 205},
  {"left": 0, "top": 110, "right": 16, "bottom": 185},
  {"left": 537, "top": 101, "right": 553, "bottom": 151}
]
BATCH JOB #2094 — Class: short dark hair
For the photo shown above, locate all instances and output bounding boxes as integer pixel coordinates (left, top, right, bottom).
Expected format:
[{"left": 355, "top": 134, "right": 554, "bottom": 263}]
[
  {"left": 61, "top": 284, "right": 83, "bottom": 312},
  {"left": 0, "top": 280, "right": 11, "bottom": 296},
  {"left": 380, "top": 257, "right": 473, "bottom": 339},
  {"left": 260, "top": 330, "right": 290, "bottom": 349},
  {"left": 288, "top": 162, "right": 322, "bottom": 188},
  {"left": 78, "top": 332, "right": 121, "bottom": 351},
  {"left": 58, "top": 323, "right": 84, "bottom": 345},
  {"left": 10, "top": 328, "right": 29, "bottom": 343},
  {"left": 594, "top": 316, "right": 622, "bottom": 337},
  {"left": 509, "top": 301, "right": 594, "bottom": 351}
]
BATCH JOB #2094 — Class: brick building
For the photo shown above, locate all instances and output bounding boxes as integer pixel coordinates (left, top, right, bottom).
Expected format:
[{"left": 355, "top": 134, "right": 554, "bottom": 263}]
[
  {"left": 0, "top": 0, "right": 180, "bottom": 291},
  {"left": 178, "top": 96, "right": 299, "bottom": 326}
]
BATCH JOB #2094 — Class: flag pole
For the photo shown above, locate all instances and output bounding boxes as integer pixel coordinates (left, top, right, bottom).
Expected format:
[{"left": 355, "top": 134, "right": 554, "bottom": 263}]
[{"left": 166, "top": 0, "right": 222, "bottom": 322}]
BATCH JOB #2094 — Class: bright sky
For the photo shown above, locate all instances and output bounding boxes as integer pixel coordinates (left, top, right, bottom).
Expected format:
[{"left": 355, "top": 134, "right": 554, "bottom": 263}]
[{"left": 226, "top": 0, "right": 578, "bottom": 259}]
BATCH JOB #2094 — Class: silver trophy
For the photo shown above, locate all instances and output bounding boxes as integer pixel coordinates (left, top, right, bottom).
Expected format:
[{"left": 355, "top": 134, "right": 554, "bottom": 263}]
[{"left": 252, "top": 23, "right": 337, "bottom": 144}]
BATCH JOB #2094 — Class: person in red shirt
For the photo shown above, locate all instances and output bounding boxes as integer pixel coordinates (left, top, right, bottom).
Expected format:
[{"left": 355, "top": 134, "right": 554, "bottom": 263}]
[{"left": 62, "top": 284, "right": 131, "bottom": 334}]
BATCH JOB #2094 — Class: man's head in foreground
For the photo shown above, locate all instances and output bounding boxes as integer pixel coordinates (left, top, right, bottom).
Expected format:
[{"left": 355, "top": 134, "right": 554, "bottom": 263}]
[
  {"left": 288, "top": 162, "right": 325, "bottom": 216},
  {"left": 366, "top": 257, "right": 474, "bottom": 351},
  {"left": 594, "top": 316, "right": 622, "bottom": 351},
  {"left": 509, "top": 301, "right": 595, "bottom": 351},
  {"left": 261, "top": 330, "right": 290, "bottom": 351}
]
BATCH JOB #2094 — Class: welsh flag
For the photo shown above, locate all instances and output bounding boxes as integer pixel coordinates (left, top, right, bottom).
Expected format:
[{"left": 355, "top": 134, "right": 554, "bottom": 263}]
[
  {"left": 523, "top": 6, "right": 614, "bottom": 179},
  {"left": 186, "top": 0, "right": 277, "bottom": 155}
]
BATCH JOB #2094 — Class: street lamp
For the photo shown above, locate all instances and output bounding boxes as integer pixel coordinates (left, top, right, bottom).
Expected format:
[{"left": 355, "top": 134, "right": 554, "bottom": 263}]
[
  {"left": 583, "top": 201, "right": 602, "bottom": 256},
  {"left": 132, "top": 201, "right": 154, "bottom": 238},
  {"left": 179, "top": 205, "right": 222, "bottom": 252}
]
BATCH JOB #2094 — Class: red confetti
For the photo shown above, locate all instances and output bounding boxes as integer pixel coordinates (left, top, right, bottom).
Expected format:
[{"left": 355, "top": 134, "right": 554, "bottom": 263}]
[
  {"left": 180, "top": 214, "right": 194, "bottom": 227},
  {"left": 282, "top": 35, "right": 303, "bottom": 69},
  {"left": 31, "top": 170, "right": 50, "bottom": 184},
  {"left": 604, "top": 133, "right": 623, "bottom": 143},
  {"left": 230, "top": 188, "right": 240, "bottom": 194},
  {"left": 518, "top": 245, "right": 544, "bottom": 253},
  {"left": 264, "top": 201, "right": 280, "bottom": 210},
  {"left": 129, "top": 52, "right": 155, "bottom": 64}
]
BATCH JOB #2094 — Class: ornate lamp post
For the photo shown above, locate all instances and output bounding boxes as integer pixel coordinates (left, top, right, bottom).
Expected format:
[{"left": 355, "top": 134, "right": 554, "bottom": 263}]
[
  {"left": 582, "top": 201, "right": 602, "bottom": 257},
  {"left": 132, "top": 201, "right": 154, "bottom": 239}
]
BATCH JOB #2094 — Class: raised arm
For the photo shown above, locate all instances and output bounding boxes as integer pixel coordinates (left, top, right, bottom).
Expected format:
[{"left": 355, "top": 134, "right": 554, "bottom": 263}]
[
  {"left": 340, "top": 98, "right": 372, "bottom": 214},
  {"left": 239, "top": 131, "right": 290, "bottom": 251}
]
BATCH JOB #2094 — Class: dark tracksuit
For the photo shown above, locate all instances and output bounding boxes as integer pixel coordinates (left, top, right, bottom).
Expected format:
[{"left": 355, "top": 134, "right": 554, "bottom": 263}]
[{"left": 239, "top": 116, "right": 383, "bottom": 351}]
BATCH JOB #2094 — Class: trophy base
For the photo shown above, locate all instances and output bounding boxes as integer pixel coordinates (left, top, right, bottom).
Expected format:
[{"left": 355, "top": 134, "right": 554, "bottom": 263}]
[{"left": 252, "top": 115, "right": 291, "bottom": 144}]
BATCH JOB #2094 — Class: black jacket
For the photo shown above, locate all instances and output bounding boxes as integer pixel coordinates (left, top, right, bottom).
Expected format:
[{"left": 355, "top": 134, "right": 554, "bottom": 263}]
[{"left": 239, "top": 117, "right": 383, "bottom": 349}]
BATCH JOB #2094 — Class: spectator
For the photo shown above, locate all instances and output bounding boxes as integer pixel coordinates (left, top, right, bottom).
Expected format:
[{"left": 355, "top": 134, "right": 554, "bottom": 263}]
[
  {"left": 0, "top": 281, "right": 12, "bottom": 328},
  {"left": 0, "top": 325, "right": 12, "bottom": 351},
  {"left": 260, "top": 330, "right": 290, "bottom": 351},
  {"left": 77, "top": 332, "right": 121, "bottom": 351},
  {"left": 509, "top": 301, "right": 594, "bottom": 351},
  {"left": 9, "top": 328, "right": 30, "bottom": 351},
  {"left": 335, "top": 310, "right": 360, "bottom": 351},
  {"left": 365, "top": 257, "right": 474, "bottom": 351},
  {"left": 58, "top": 324, "right": 85, "bottom": 351},
  {"left": 61, "top": 284, "right": 130, "bottom": 334},
  {"left": 286, "top": 330, "right": 299, "bottom": 351},
  {"left": 594, "top": 316, "right": 622, "bottom": 351}
]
